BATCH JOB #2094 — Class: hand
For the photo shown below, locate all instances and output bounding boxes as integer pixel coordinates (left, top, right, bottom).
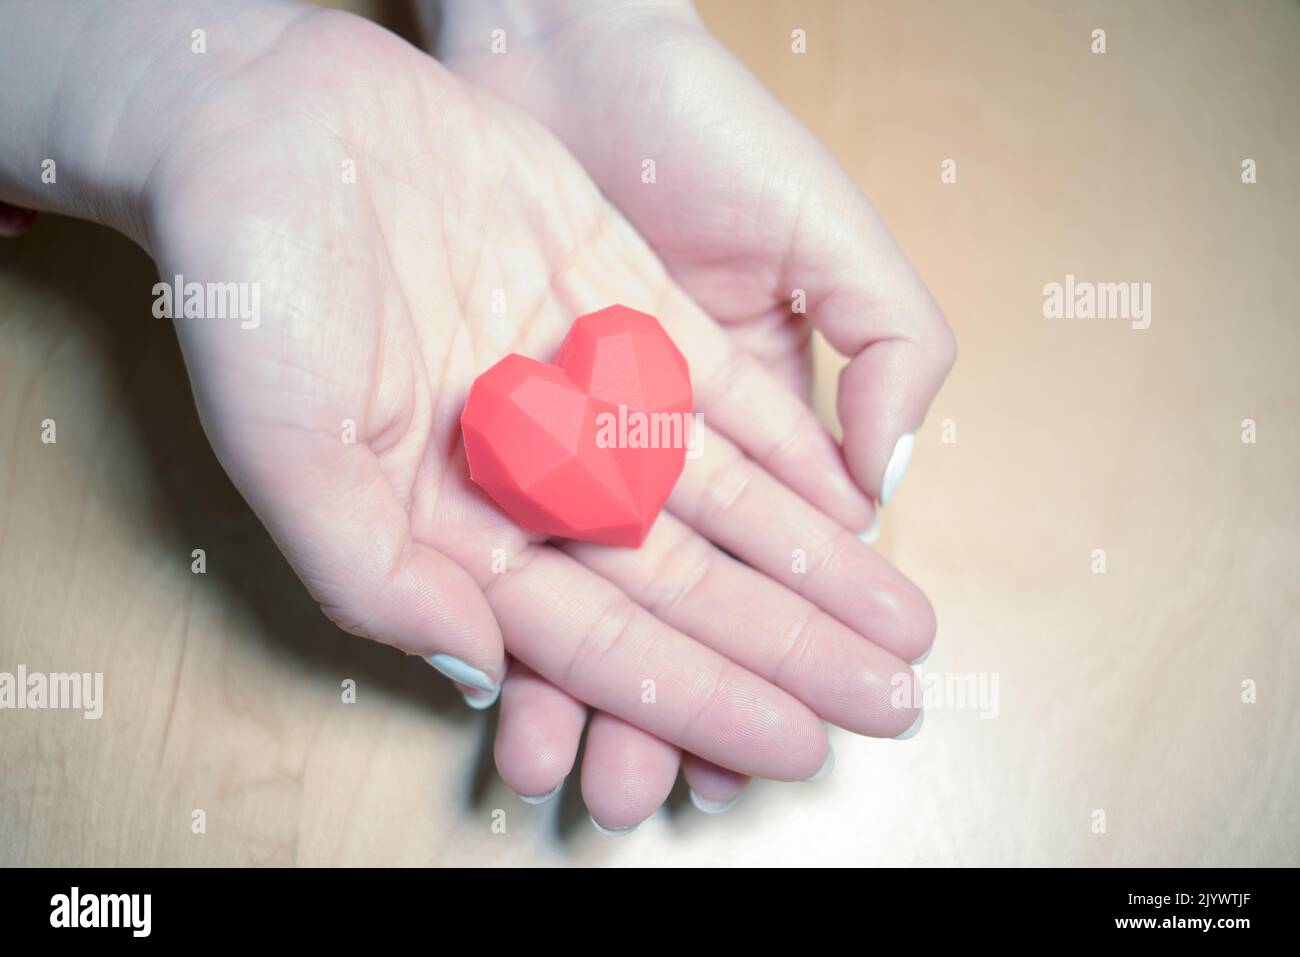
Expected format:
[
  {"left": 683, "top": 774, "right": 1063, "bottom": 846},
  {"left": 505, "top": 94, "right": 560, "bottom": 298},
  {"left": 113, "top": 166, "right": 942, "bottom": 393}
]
[
  {"left": 433, "top": 0, "right": 956, "bottom": 501},
  {"left": 428, "top": 0, "right": 956, "bottom": 821},
  {"left": 147, "top": 5, "right": 936, "bottom": 817},
  {"left": 1, "top": 0, "right": 931, "bottom": 830},
  {"left": 432, "top": 0, "right": 955, "bottom": 817}
]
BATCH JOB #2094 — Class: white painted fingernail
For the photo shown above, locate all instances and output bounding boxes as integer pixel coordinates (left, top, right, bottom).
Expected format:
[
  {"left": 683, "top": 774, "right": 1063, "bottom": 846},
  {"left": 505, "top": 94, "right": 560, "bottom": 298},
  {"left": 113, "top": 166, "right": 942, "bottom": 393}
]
[
  {"left": 518, "top": 779, "right": 564, "bottom": 805},
  {"left": 460, "top": 683, "right": 501, "bottom": 710},
  {"left": 893, "top": 710, "right": 924, "bottom": 740},
  {"left": 424, "top": 654, "right": 497, "bottom": 693},
  {"left": 859, "top": 514, "right": 881, "bottom": 544},
  {"left": 879, "top": 432, "right": 915, "bottom": 507},
  {"left": 590, "top": 816, "right": 638, "bottom": 836},
  {"left": 909, "top": 647, "right": 932, "bottom": 666},
  {"left": 803, "top": 744, "right": 835, "bottom": 783},
  {"left": 689, "top": 789, "right": 739, "bottom": 814}
]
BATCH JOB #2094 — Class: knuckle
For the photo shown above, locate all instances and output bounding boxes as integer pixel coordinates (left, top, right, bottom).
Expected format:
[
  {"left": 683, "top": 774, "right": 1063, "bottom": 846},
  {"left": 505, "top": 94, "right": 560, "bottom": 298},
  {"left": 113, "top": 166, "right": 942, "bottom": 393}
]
[
  {"left": 701, "top": 347, "right": 751, "bottom": 407},
  {"left": 646, "top": 535, "right": 715, "bottom": 617},
  {"left": 773, "top": 608, "right": 820, "bottom": 685},
  {"left": 693, "top": 449, "right": 755, "bottom": 527},
  {"left": 800, "top": 528, "right": 850, "bottom": 595},
  {"left": 930, "top": 314, "right": 958, "bottom": 377},
  {"left": 563, "top": 595, "right": 641, "bottom": 687}
]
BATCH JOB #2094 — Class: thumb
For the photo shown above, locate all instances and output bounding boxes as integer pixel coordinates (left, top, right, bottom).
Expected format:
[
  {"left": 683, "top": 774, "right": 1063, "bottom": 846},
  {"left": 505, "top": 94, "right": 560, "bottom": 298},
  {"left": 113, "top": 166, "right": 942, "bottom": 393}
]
[{"left": 217, "top": 426, "right": 506, "bottom": 708}]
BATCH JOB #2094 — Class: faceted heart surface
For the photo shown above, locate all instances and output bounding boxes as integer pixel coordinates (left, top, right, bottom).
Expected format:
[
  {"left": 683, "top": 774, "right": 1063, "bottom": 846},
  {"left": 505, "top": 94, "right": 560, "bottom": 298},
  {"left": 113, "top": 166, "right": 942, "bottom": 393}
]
[{"left": 460, "top": 305, "right": 692, "bottom": 546}]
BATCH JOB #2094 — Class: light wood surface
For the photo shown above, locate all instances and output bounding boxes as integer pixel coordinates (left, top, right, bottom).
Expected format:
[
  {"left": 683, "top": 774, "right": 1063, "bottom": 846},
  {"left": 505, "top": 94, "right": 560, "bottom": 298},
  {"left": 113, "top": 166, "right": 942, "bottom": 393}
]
[{"left": 2, "top": 0, "right": 1297, "bottom": 866}]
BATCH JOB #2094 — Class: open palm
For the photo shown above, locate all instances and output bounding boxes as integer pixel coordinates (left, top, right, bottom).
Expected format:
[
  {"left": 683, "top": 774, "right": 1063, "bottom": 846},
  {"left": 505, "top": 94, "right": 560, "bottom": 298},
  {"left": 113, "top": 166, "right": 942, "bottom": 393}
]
[{"left": 143, "top": 7, "right": 931, "bottom": 826}]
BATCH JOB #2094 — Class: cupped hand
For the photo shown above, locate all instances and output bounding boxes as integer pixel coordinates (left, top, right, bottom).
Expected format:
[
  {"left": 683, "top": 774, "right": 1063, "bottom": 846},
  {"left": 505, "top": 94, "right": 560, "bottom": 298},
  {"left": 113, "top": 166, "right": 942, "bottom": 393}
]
[
  {"left": 431, "top": 0, "right": 955, "bottom": 820},
  {"left": 136, "top": 5, "right": 930, "bottom": 826},
  {"left": 434, "top": 0, "right": 957, "bottom": 506}
]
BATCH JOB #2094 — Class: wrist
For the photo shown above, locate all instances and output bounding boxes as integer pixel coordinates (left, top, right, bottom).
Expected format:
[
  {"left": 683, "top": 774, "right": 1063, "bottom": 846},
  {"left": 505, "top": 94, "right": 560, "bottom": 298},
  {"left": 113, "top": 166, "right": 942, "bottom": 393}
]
[{"left": 0, "top": 0, "right": 313, "bottom": 249}]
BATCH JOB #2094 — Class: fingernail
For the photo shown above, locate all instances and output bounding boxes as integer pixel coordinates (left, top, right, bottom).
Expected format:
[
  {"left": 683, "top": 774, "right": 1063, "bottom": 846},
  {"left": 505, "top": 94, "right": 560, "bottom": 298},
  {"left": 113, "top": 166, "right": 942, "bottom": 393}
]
[
  {"left": 424, "top": 653, "right": 497, "bottom": 693},
  {"left": 460, "top": 683, "right": 501, "bottom": 710},
  {"left": 893, "top": 710, "right": 924, "bottom": 740},
  {"left": 803, "top": 744, "right": 835, "bottom": 783},
  {"left": 879, "top": 432, "right": 915, "bottom": 507},
  {"left": 909, "top": 647, "right": 932, "bottom": 666},
  {"left": 518, "top": 779, "right": 564, "bottom": 805},
  {"left": 590, "top": 815, "right": 638, "bottom": 836},
  {"left": 859, "top": 514, "right": 881, "bottom": 545},
  {"left": 689, "top": 789, "right": 739, "bottom": 814}
]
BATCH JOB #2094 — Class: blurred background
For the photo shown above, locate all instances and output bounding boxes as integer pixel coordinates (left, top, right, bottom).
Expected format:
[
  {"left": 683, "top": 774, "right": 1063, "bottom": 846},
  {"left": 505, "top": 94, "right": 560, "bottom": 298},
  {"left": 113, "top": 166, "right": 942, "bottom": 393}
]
[{"left": 2, "top": 0, "right": 1296, "bottom": 865}]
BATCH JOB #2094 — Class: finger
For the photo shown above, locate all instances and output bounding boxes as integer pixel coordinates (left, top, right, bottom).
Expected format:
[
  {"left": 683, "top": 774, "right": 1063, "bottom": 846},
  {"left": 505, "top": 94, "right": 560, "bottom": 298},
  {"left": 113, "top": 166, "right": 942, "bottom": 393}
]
[
  {"left": 525, "top": 216, "right": 874, "bottom": 531},
  {"left": 455, "top": 542, "right": 829, "bottom": 781},
  {"left": 681, "top": 754, "right": 749, "bottom": 814},
  {"left": 791, "top": 173, "right": 957, "bottom": 506},
  {"left": 668, "top": 431, "right": 935, "bottom": 664},
  {"left": 494, "top": 661, "right": 586, "bottom": 803},
  {"left": 653, "top": 294, "right": 876, "bottom": 533},
  {"left": 214, "top": 428, "right": 507, "bottom": 704},
  {"left": 517, "top": 278, "right": 874, "bottom": 532},
  {"left": 582, "top": 711, "right": 680, "bottom": 834},
  {"left": 458, "top": 12, "right": 951, "bottom": 514},
  {"left": 564, "top": 511, "right": 921, "bottom": 737}
]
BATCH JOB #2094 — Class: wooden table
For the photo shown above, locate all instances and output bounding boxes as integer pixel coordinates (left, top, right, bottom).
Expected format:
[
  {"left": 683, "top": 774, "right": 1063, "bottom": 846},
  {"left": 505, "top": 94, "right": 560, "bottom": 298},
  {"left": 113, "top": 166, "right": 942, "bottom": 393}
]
[{"left": 2, "top": 0, "right": 1296, "bottom": 866}]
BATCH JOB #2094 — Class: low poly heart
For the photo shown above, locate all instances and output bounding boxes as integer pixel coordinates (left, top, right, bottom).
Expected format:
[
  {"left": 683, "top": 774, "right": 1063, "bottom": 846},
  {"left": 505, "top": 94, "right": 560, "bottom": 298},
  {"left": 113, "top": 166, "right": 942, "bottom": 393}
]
[{"left": 460, "top": 304, "right": 694, "bottom": 547}]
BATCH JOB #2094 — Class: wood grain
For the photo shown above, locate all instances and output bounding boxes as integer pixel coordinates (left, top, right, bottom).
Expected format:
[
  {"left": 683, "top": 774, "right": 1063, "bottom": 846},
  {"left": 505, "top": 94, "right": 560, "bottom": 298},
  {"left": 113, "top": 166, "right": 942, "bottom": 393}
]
[{"left": 1, "top": 0, "right": 1296, "bottom": 865}]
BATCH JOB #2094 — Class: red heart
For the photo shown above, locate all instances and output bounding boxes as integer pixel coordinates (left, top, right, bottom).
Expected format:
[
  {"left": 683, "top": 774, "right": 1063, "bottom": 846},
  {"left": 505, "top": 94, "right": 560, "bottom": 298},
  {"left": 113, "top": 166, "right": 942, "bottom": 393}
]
[{"left": 461, "top": 305, "right": 693, "bottom": 547}]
